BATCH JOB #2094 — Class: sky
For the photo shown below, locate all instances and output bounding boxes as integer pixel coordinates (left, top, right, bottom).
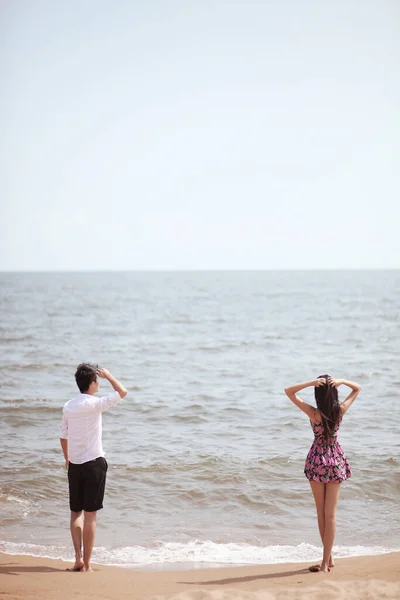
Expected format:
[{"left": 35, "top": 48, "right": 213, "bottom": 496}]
[{"left": 1, "top": 0, "right": 399, "bottom": 270}]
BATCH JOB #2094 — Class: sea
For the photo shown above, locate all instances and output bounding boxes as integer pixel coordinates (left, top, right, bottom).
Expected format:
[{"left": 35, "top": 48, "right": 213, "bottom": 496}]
[{"left": 0, "top": 271, "right": 399, "bottom": 569}]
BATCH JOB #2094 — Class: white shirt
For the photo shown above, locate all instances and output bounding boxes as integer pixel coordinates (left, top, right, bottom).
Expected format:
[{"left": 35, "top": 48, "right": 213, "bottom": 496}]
[{"left": 60, "top": 391, "right": 123, "bottom": 464}]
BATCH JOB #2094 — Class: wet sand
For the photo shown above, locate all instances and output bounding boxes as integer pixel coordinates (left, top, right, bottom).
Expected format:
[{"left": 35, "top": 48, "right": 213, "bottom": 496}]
[{"left": 1, "top": 551, "right": 399, "bottom": 599}]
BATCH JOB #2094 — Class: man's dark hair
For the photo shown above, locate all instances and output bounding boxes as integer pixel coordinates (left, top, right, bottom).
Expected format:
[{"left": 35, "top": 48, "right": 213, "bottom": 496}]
[{"left": 75, "top": 363, "right": 98, "bottom": 393}]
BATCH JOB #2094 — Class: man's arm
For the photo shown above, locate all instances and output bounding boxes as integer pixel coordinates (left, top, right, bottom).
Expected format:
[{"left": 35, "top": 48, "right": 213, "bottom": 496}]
[
  {"left": 60, "top": 438, "right": 69, "bottom": 470},
  {"left": 97, "top": 368, "right": 128, "bottom": 398},
  {"left": 60, "top": 413, "right": 69, "bottom": 469}
]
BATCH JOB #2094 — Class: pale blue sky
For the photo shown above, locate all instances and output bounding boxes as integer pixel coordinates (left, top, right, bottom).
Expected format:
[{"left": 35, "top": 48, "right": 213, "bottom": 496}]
[{"left": 1, "top": 0, "right": 399, "bottom": 270}]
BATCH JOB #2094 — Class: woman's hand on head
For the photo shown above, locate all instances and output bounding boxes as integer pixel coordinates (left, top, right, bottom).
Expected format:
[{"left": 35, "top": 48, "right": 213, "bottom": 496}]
[
  {"left": 328, "top": 377, "right": 342, "bottom": 388},
  {"left": 313, "top": 378, "right": 326, "bottom": 387}
]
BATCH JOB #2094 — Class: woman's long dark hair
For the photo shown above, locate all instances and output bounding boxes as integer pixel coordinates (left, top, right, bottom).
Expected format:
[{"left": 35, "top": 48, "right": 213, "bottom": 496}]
[{"left": 314, "top": 374, "right": 341, "bottom": 440}]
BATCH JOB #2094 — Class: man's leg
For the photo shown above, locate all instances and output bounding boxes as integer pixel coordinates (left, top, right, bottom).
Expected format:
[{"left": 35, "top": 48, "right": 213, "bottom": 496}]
[
  {"left": 68, "top": 511, "right": 84, "bottom": 571},
  {"left": 67, "top": 463, "right": 84, "bottom": 571},
  {"left": 82, "top": 511, "right": 97, "bottom": 572},
  {"left": 81, "top": 457, "right": 107, "bottom": 572}
]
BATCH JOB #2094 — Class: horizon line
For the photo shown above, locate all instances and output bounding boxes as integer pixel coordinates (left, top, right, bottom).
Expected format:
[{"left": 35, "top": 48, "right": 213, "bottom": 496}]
[{"left": 1, "top": 267, "right": 399, "bottom": 274}]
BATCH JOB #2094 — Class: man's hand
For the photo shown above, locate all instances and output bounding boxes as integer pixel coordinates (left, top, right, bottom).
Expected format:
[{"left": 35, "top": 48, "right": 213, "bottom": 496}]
[
  {"left": 97, "top": 367, "right": 128, "bottom": 399},
  {"left": 96, "top": 367, "right": 128, "bottom": 398},
  {"left": 97, "top": 368, "right": 111, "bottom": 379},
  {"left": 65, "top": 460, "right": 69, "bottom": 471}
]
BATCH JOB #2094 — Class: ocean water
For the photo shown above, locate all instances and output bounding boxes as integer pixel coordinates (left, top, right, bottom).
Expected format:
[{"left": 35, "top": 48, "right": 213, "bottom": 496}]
[{"left": 0, "top": 271, "right": 399, "bottom": 568}]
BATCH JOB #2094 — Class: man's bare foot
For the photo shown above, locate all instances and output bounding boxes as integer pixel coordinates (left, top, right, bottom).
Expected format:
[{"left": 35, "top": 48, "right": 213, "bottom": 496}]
[{"left": 66, "top": 562, "right": 84, "bottom": 572}]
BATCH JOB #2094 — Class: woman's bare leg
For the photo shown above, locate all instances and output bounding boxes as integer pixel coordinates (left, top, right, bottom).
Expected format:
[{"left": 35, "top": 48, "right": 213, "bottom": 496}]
[
  {"left": 309, "top": 481, "right": 334, "bottom": 569},
  {"left": 321, "top": 483, "right": 341, "bottom": 572}
]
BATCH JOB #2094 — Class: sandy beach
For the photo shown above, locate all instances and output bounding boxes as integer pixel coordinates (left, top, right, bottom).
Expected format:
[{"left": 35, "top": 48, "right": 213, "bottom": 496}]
[{"left": 1, "top": 552, "right": 399, "bottom": 600}]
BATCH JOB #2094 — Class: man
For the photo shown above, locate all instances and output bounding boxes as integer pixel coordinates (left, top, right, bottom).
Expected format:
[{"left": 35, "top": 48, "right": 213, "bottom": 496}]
[{"left": 60, "top": 363, "right": 127, "bottom": 572}]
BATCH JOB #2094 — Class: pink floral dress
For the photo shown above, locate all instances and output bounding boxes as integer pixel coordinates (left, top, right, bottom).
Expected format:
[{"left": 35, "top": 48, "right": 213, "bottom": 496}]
[{"left": 304, "top": 418, "right": 352, "bottom": 483}]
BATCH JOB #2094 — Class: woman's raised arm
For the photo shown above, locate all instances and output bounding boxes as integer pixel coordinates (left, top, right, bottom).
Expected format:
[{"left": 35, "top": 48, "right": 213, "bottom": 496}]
[
  {"left": 329, "top": 378, "right": 361, "bottom": 415},
  {"left": 284, "top": 378, "right": 325, "bottom": 419}
]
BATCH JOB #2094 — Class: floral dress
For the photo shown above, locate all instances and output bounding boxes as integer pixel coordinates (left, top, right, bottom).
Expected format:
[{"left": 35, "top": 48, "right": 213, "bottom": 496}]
[{"left": 304, "top": 417, "right": 352, "bottom": 483}]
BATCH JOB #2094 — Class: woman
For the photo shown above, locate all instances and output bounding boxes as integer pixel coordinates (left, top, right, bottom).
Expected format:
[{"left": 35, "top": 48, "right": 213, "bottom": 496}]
[{"left": 284, "top": 375, "right": 361, "bottom": 573}]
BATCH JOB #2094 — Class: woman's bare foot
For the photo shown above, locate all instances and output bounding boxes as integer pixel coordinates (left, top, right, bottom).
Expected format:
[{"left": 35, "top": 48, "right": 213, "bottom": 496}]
[
  {"left": 320, "top": 562, "right": 330, "bottom": 573},
  {"left": 82, "top": 565, "right": 93, "bottom": 572},
  {"left": 309, "top": 554, "right": 334, "bottom": 572}
]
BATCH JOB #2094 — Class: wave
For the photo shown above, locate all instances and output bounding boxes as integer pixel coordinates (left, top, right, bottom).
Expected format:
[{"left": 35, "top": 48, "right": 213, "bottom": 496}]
[
  {"left": 0, "top": 398, "right": 60, "bottom": 407},
  {"left": 170, "top": 414, "right": 209, "bottom": 424},
  {"left": 198, "top": 342, "right": 252, "bottom": 352},
  {"left": 0, "top": 363, "right": 66, "bottom": 371},
  {"left": 1, "top": 540, "right": 397, "bottom": 568},
  {"left": 0, "top": 335, "right": 36, "bottom": 343},
  {"left": 0, "top": 492, "right": 32, "bottom": 506}
]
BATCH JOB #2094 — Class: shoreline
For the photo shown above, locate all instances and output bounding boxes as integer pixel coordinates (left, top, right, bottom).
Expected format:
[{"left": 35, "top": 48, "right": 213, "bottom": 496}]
[
  {"left": 2, "top": 551, "right": 400, "bottom": 599},
  {"left": 2, "top": 539, "right": 398, "bottom": 571},
  {"left": 1, "top": 548, "right": 399, "bottom": 573}
]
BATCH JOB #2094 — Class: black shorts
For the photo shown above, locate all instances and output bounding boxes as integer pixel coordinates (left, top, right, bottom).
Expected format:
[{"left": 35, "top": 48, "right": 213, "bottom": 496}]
[{"left": 68, "top": 457, "right": 108, "bottom": 512}]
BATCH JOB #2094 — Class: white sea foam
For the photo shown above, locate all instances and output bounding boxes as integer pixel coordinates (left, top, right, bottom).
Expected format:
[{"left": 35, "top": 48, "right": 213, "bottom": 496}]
[{"left": 1, "top": 540, "right": 396, "bottom": 569}]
